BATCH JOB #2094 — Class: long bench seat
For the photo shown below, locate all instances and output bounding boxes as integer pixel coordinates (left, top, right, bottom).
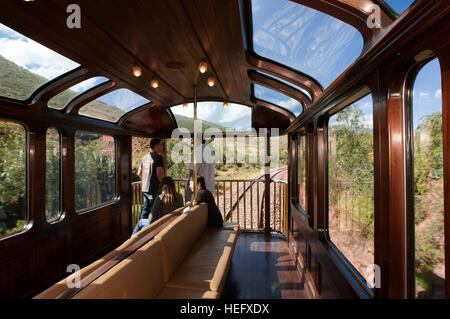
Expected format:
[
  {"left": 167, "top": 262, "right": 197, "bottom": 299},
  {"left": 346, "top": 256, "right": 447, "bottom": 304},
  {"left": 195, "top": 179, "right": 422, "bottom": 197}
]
[
  {"left": 35, "top": 203, "right": 239, "bottom": 299},
  {"left": 34, "top": 205, "right": 188, "bottom": 299}
]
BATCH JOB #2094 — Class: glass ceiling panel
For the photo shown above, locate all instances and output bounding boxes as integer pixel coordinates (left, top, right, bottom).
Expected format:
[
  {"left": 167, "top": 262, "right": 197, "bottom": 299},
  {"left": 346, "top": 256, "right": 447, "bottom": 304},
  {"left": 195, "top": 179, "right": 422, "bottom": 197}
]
[
  {"left": 48, "top": 77, "right": 109, "bottom": 110},
  {"left": 79, "top": 88, "right": 150, "bottom": 123},
  {"left": 254, "top": 71, "right": 312, "bottom": 101},
  {"left": 251, "top": 0, "right": 363, "bottom": 88},
  {"left": 383, "top": 0, "right": 415, "bottom": 16},
  {"left": 171, "top": 102, "right": 252, "bottom": 132},
  {"left": 254, "top": 84, "right": 302, "bottom": 116},
  {"left": 0, "top": 23, "right": 80, "bottom": 101}
]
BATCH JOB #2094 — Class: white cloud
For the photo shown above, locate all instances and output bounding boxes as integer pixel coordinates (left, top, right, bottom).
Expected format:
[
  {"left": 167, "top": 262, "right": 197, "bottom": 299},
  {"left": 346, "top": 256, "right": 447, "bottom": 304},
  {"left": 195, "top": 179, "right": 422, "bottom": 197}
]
[
  {"left": 434, "top": 89, "right": 442, "bottom": 99},
  {"left": 70, "top": 77, "right": 108, "bottom": 93},
  {"left": 0, "top": 24, "right": 79, "bottom": 80},
  {"left": 419, "top": 92, "right": 430, "bottom": 97},
  {"left": 278, "top": 98, "right": 300, "bottom": 111}
]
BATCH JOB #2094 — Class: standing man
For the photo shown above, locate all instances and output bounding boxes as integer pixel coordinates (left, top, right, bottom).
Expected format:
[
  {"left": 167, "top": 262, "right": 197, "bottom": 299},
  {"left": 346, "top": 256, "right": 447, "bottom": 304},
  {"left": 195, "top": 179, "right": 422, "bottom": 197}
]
[
  {"left": 186, "top": 138, "right": 215, "bottom": 202},
  {"left": 133, "top": 138, "right": 165, "bottom": 234}
]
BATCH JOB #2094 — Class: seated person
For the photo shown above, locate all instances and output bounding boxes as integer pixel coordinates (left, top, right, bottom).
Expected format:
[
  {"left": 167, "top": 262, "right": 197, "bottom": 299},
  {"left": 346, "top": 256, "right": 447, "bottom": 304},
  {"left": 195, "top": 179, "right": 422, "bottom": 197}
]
[
  {"left": 134, "top": 176, "right": 184, "bottom": 233},
  {"left": 191, "top": 176, "right": 224, "bottom": 228}
]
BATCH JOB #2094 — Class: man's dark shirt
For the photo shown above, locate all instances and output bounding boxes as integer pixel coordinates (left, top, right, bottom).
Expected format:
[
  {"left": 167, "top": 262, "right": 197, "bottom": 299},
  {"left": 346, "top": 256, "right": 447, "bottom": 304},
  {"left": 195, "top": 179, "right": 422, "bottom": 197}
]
[
  {"left": 148, "top": 152, "right": 163, "bottom": 196},
  {"left": 197, "top": 188, "right": 224, "bottom": 228}
]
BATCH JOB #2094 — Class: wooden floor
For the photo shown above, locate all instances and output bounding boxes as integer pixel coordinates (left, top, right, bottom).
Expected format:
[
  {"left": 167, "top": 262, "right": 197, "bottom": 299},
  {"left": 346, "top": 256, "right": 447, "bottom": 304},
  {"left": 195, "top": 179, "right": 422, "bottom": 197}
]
[{"left": 222, "top": 232, "right": 306, "bottom": 299}]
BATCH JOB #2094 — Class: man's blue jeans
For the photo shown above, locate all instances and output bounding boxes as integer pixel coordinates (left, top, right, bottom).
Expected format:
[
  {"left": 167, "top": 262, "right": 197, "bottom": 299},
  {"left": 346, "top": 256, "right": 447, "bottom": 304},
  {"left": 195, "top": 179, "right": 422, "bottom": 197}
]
[{"left": 133, "top": 193, "right": 155, "bottom": 235}]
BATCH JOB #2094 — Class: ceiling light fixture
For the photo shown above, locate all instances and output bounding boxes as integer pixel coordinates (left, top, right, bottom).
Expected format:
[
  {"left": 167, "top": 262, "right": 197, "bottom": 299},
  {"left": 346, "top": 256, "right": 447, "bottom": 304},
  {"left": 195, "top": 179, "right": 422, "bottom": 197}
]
[
  {"left": 132, "top": 64, "right": 142, "bottom": 77},
  {"left": 183, "top": 103, "right": 188, "bottom": 108},
  {"left": 199, "top": 60, "right": 208, "bottom": 74},
  {"left": 151, "top": 79, "right": 159, "bottom": 89},
  {"left": 223, "top": 101, "right": 229, "bottom": 108},
  {"left": 207, "top": 77, "right": 215, "bottom": 87}
]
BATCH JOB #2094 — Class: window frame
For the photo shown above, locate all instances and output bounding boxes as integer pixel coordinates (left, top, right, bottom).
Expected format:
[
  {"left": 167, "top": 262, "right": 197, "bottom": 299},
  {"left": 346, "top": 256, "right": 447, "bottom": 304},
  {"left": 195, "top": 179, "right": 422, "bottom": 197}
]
[
  {"left": 74, "top": 130, "right": 119, "bottom": 215},
  {"left": 293, "top": 129, "right": 308, "bottom": 218}
]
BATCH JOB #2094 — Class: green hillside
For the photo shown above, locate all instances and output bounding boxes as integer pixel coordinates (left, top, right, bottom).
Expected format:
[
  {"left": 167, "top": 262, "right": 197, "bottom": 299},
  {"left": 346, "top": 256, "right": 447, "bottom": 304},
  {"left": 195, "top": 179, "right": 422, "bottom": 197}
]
[
  {"left": 173, "top": 114, "right": 233, "bottom": 132},
  {"left": 0, "top": 54, "right": 48, "bottom": 100}
]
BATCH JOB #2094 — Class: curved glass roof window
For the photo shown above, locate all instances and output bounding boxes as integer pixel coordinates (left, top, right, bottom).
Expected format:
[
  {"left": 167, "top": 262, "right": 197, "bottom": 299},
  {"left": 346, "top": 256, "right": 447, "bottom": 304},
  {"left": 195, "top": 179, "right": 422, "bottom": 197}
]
[
  {"left": 48, "top": 77, "right": 109, "bottom": 110},
  {"left": 255, "top": 71, "right": 312, "bottom": 101},
  {"left": 383, "top": 0, "right": 415, "bottom": 16},
  {"left": 171, "top": 102, "right": 252, "bottom": 132},
  {"left": 251, "top": 0, "right": 364, "bottom": 88},
  {"left": 254, "top": 84, "right": 302, "bottom": 116},
  {"left": 79, "top": 88, "right": 150, "bottom": 123},
  {"left": 0, "top": 23, "right": 80, "bottom": 101}
]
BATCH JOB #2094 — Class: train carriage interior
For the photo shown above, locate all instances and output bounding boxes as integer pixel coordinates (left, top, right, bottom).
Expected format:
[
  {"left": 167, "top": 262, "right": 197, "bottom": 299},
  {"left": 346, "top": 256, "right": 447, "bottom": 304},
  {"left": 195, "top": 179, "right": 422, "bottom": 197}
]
[{"left": 0, "top": 0, "right": 449, "bottom": 302}]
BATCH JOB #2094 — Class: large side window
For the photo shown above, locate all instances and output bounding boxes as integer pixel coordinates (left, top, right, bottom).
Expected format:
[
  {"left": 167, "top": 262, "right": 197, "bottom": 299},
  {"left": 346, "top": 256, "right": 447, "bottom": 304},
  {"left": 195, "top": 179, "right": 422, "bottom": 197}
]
[
  {"left": 0, "top": 121, "right": 26, "bottom": 237},
  {"left": 46, "top": 128, "right": 61, "bottom": 222},
  {"left": 297, "top": 133, "right": 307, "bottom": 212},
  {"left": 75, "top": 131, "right": 116, "bottom": 212},
  {"left": 411, "top": 58, "right": 445, "bottom": 299},
  {"left": 328, "top": 94, "right": 374, "bottom": 285}
]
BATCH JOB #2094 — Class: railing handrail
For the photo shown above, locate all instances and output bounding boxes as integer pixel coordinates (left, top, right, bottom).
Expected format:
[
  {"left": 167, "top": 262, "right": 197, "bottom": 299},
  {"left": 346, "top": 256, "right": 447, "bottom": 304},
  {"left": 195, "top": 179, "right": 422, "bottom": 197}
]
[{"left": 131, "top": 177, "right": 288, "bottom": 235}]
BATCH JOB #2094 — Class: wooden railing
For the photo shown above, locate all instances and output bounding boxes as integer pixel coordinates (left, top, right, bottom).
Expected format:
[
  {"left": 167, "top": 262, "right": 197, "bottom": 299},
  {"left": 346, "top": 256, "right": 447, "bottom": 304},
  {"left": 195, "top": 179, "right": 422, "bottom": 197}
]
[{"left": 131, "top": 178, "right": 288, "bottom": 235}]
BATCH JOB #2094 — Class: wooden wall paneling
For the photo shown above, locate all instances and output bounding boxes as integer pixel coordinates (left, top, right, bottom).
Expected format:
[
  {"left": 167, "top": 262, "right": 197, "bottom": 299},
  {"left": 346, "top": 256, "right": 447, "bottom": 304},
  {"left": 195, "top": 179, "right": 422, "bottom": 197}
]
[
  {"left": 435, "top": 35, "right": 450, "bottom": 299},
  {"left": 368, "top": 70, "right": 390, "bottom": 299}
]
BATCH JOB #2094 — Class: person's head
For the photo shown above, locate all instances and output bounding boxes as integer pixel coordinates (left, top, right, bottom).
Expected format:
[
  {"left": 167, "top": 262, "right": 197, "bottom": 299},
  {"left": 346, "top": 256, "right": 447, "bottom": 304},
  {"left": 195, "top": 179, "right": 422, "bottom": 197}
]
[
  {"left": 150, "top": 138, "right": 163, "bottom": 153},
  {"left": 159, "top": 176, "right": 178, "bottom": 205},
  {"left": 197, "top": 176, "right": 206, "bottom": 190}
]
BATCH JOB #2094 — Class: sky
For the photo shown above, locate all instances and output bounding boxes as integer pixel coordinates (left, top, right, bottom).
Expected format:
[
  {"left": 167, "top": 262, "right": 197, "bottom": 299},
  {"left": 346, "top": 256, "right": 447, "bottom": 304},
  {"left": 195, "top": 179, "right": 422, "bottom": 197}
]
[
  {"left": 96, "top": 89, "right": 150, "bottom": 113},
  {"left": 0, "top": 23, "right": 79, "bottom": 81},
  {"left": 413, "top": 58, "right": 442, "bottom": 129},
  {"left": 384, "top": 0, "right": 416, "bottom": 15}
]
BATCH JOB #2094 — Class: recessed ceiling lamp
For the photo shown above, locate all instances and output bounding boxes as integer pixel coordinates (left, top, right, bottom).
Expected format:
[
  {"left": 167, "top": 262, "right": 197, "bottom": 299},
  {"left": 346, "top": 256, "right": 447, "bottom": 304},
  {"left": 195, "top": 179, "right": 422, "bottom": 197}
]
[
  {"left": 198, "top": 60, "right": 208, "bottom": 74},
  {"left": 132, "top": 64, "right": 142, "bottom": 77},
  {"left": 207, "top": 77, "right": 215, "bottom": 87},
  {"left": 151, "top": 79, "right": 159, "bottom": 89}
]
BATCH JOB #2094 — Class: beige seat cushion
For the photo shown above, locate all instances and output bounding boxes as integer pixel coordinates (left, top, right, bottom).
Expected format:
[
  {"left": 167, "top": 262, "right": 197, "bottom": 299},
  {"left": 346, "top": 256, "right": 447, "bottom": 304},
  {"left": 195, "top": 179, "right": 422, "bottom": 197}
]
[
  {"left": 73, "top": 239, "right": 165, "bottom": 299},
  {"left": 34, "top": 206, "right": 186, "bottom": 299},
  {"left": 166, "top": 229, "right": 237, "bottom": 293},
  {"left": 156, "top": 287, "right": 219, "bottom": 299},
  {"left": 156, "top": 204, "right": 208, "bottom": 282}
]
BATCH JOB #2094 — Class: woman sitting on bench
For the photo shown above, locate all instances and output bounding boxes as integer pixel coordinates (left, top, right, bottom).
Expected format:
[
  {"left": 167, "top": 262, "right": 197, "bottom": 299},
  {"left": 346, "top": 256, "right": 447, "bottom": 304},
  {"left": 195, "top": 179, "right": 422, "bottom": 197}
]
[
  {"left": 133, "top": 176, "right": 184, "bottom": 233},
  {"left": 192, "top": 176, "right": 224, "bottom": 228}
]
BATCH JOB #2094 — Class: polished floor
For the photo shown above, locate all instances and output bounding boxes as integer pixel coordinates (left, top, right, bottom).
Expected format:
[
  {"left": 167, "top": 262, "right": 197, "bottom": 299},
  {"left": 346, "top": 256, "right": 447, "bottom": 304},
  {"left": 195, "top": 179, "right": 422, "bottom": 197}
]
[{"left": 222, "top": 232, "right": 305, "bottom": 299}]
